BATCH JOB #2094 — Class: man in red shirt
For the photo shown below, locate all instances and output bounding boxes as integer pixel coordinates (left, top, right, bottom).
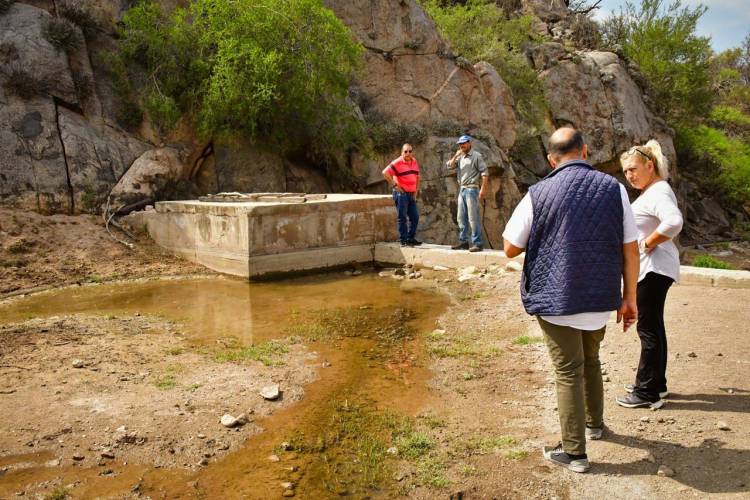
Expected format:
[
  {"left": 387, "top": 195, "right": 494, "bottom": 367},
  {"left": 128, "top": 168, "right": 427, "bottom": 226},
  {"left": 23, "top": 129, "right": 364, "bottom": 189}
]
[{"left": 383, "top": 143, "right": 422, "bottom": 247}]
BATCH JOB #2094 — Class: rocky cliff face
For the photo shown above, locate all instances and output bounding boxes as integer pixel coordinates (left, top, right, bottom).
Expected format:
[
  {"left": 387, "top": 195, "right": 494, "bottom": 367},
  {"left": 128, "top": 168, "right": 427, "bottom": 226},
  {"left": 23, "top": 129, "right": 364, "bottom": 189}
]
[{"left": 0, "top": 0, "right": 699, "bottom": 245}]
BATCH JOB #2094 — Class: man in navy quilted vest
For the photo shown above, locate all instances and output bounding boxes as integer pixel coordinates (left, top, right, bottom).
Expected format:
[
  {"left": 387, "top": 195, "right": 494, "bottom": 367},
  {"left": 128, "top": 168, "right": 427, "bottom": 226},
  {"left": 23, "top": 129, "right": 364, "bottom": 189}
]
[{"left": 502, "top": 127, "right": 640, "bottom": 473}]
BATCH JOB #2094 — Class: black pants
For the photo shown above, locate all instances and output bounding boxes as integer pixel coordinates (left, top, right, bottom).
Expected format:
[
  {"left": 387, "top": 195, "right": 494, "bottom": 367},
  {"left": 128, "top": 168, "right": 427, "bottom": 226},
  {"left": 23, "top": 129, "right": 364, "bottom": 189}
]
[{"left": 634, "top": 272, "right": 674, "bottom": 402}]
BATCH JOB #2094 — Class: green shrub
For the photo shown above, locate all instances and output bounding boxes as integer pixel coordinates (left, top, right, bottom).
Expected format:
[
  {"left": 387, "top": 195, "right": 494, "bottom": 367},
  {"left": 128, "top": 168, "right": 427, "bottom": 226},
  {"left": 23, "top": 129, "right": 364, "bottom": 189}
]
[
  {"left": 115, "top": 0, "right": 363, "bottom": 158},
  {"left": 676, "top": 124, "right": 750, "bottom": 204},
  {"left": 422, "top": 0, "right": 549, "bottom": 144},
  {"left": 710, "top": 105, "right": 750, "bottom": 135},
  {"left": 365, "top": 110, "right": 428, "bottom": 153},
  {"left": 43, "top": 17, "right": 80, "bottom": 52},
  {"left": 600, "top": 0, "right": 713, "bottom": 124},
  {"left": 692, "top": 254, "right": 734, "bottom": 270}
]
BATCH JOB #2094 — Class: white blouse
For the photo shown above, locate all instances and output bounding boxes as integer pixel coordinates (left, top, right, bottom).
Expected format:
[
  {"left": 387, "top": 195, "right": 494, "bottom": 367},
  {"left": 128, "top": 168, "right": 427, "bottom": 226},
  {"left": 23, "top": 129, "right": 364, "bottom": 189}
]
[{"left": 631, "top": 180, "right": 683, "bottom": 283}]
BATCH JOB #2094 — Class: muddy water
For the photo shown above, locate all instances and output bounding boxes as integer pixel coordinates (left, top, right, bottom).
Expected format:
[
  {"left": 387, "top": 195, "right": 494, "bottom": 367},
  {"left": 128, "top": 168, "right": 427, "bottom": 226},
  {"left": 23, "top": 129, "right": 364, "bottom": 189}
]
[{"left": 0, "top": 274, "right": 449, "bottom": 498}]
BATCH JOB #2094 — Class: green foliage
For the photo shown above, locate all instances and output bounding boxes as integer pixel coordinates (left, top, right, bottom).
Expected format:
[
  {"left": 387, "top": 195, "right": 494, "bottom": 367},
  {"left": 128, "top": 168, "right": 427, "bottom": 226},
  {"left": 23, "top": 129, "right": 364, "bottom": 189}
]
[
  {"left": 214, "top": 339, "right": 289, "bottom": 366},
  {"left": 600, "top": 0, "right": 713, "bottom": 124},
  {"left": 364, "top": 110, "right": 428, "bottom": 153},
  {"left": 44, "top": 488, "right": 69, "bottom": 500},
  {"left": 394, "top": 429, "right": 435, "bottom": 459},
  {"left": 676, "top": 124, "right": 750, "bottom": 203},
  {"left": 710, "top": 105, "right": 750, "bottom": 136},
  {"left": 692, "top": 254, "right": 734, "bottom": 270},
  {"left": 512, "top": 335, "right": 544, "bottom": 346},
  {"left": 43, "top": 17, "right": 80, "bottom": 52},
  {"left": 115, "top": 0, "right": 363, "bottom": 158},
  {"left": 422, "top": 0, "right": 548, "bottom": 135}
]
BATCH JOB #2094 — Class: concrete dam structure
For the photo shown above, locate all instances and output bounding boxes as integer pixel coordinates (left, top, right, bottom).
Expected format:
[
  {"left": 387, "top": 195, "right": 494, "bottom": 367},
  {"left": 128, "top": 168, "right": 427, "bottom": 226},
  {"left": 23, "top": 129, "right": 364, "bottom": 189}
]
[{"left": 141, "top": 193, "right": 399, "bottom": 278}]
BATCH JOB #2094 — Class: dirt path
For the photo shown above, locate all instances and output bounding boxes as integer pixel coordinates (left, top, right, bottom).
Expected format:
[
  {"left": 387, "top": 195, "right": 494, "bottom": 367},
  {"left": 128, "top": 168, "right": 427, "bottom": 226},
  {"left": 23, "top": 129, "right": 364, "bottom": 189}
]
[{"left": 0, "top": 208, "right": 748, "bottom": 498}]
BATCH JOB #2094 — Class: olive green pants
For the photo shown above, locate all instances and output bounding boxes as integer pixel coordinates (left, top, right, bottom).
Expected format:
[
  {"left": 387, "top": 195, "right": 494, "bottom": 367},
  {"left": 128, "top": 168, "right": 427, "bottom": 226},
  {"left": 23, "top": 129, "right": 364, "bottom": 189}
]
[{"left": 538, "top": 317, "right": 605, "bottom": 456}]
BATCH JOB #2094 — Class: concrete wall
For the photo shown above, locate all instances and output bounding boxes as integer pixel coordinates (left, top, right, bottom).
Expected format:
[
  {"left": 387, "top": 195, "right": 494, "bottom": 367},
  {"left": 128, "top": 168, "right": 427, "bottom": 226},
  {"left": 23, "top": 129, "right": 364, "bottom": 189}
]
[{"left": 144, "top": 195, "right": 398, "bottom": 278}]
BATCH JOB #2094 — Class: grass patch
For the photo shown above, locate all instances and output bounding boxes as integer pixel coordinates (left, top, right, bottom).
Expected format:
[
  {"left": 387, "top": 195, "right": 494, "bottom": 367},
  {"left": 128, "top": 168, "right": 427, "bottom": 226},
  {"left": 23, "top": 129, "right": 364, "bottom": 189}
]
[
  {"left": 45, "top": 488, "right": 69, "bottom": 500},
  {"left": 166, "top": 347, "right": 185, "bottom": 356},
  {"left": 394, "top": 430, "right": 434, "bottom": 459},
  {"left": 513, "top": 335, "right": 544, "bottom": 346},
  {"left": 505, "top": 449, "right": 529, "bottom": 460},
  {"left": 214, "top": 339, "right": 289, "bottom": 366},
  {"left": 459, "top": 463, "right": 479, "bottom": 477},
  {"left": 154, "top": 374, "right": 177, "bottom": 390},
  {"left": 43, "top": 17, "right": 80, "bottom": 52},
  {"left": 418, "top": 412, "right": 448, "bottom": 429},
  {"left": 692, "top": 254, "right": 734, "bottom": 270},
  {"left": 416, "top": 455, "right": 449, "bottom": 488},
  {"left": 459, "top": 435, "right": 517, "bottom": 455}
]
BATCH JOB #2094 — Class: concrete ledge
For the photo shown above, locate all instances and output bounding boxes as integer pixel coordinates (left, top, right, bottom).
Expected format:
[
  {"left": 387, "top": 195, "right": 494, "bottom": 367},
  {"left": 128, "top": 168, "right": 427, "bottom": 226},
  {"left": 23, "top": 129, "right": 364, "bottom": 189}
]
[
  {"left": 374, "top": 242, "right": 522, "bottom": 269},
  {"left": 248, "top": 244, "right": 374, "bottom": 278},
  {"left": 679, "top": 266, "right": 750, "bottom": 289}
]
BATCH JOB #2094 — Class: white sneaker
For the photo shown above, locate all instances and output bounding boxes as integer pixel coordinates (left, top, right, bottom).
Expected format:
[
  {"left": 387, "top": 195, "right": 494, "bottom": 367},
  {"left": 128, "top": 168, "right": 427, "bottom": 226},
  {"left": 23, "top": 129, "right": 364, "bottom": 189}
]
[
  {"left": 542, "top": 444, "right": 590, "bottom": 473},
  {"left": 586, "top": 426, "right": 604, "bottom": 440}
]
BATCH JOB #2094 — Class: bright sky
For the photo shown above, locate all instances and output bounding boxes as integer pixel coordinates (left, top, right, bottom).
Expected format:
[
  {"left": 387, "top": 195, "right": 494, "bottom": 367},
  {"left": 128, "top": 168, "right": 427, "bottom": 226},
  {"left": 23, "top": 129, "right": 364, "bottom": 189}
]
[{"left": 592, "top": 0, "right": 749, "bottom": 53}]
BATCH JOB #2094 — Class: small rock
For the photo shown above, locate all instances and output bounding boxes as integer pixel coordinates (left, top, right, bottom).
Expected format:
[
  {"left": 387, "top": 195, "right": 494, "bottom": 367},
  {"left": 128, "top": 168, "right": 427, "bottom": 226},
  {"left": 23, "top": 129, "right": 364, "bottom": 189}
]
[
  {"left": 281, "top": 482, "right": 294, "bottom": 490},
  {"left": 414, "top": 271, "right": 422, "bottom": 278},
  {"left": 728, "top": 388, "right": 734, "bottom": 394},
  {"left": 236, "top": 413, "right": 249, "bottom": 425},
  {"left": 72, "top": 359, "right": 85, "bottom": 368},
  {"left": 687, "top": 352, "right": 697, "bottom": 358},
  {"left": 321, "top": 361, "right": 331, "bottom": 368},
  {"left": 386, "top": 446, "right": 398, "bottom": 455},
  {"left": 645, "top": 452, "right": 656, "bottom": 463},
  {"left": 45, "top": 458, "right": 61, "bottom": 467},
  {"left": 260, "top": 384, "right": 280, "bottom": 400},
  {"left": 460, "top": 266, "right": 477, "bottom": 275},
  {"left": 657, "top": 465, "right": 675, "bottom": 477},
  {"left": 268, "top": 454, "right": 280, "bottom": 462},
  {"left": 505, "top": 261, "right": 523, "bottom": 272},
  {"left": 282, "top": 491, "right": 295, "bottom": 498},
  {"left": 600, "top": 368, "right": 608, "bottom": 375},
  {"left": 640, "top": 416, "right": 650, "bottom": 423},
  {"left": 378, "top": 271, "right": 392, "bottom": 278},
  {"left": 116, "top": 426, "right": 127, "bottom": 433},
  {"left": 351, "top": 270, "right": 362, "bottom": 276},
  {"left": 218, "top": 443, "right": 230, "bottom": 451},
  {"left": 197, "top": 433, "right": 206, "bottom": 439},
  {"left": 394, "top": 268, "right": 406, "bottom": 276},
  {"left": 220, "top": 414, "right": 240, "bottom": 428},
  {"left": 198, "top": 458, "right": 209, "bottom": 466},
  {"left": 603, "top": 376, "right": 610, "bottom": 382},
  {"left": 101, "top": 451, "right": 115, "bottom": 459},
  {"left": 433, "top": 265, "right": 449, "bottom": 271},
  {"left": 72, "top": 454, "right": 85, "bottom": 461},
  {"left": 280, "top": 441, "right": 293, "bottom": 451},
  {"left": 457, "top": 274, "right": 475, "bottom": 283},
  {"left": 717, "top": 421, "right": 730, "bottom": 431},
  {"left": 408, "top": 272, "right": 417, "bottom": 279}
]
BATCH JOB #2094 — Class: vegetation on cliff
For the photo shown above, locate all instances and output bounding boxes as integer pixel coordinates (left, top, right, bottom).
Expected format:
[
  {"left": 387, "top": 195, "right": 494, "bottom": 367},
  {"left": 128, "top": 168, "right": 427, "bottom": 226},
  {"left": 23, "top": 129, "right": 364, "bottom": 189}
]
[
  {"left": 113, "top": 0, "right": 363, "bottom": 158},
  {"left": 602, "top": 0, "right": 750, "bottom": 216}
]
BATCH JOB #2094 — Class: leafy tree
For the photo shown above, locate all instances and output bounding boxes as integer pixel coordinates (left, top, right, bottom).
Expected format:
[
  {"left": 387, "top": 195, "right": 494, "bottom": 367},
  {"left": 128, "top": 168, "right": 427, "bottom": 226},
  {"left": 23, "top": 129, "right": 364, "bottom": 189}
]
[
  {"left": 421, "top": 0, "right": 548, "bottom": 140},
  {"left": 115, "top": 0, "right": 363, "bottom": 157},
  {"left": 601, "top": 0, "right": 713, "bottom": 124}
]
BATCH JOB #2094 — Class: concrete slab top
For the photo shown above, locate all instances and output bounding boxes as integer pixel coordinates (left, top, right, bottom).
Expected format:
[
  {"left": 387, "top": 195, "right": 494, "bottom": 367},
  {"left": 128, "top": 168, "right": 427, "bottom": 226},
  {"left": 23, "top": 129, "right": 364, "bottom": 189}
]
[{"left": 156, "top": 194, "right": 394, "bottom": 216}]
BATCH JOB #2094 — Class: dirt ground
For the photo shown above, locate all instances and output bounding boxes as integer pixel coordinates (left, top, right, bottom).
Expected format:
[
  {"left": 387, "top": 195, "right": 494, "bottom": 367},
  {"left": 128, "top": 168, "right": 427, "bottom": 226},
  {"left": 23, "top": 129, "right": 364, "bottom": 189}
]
[
  {"left": 0, "top": 207, "right": 748, "bottom": 499},
  {"left": 0, "top": 207, "right": 208, "bottom": 297}
]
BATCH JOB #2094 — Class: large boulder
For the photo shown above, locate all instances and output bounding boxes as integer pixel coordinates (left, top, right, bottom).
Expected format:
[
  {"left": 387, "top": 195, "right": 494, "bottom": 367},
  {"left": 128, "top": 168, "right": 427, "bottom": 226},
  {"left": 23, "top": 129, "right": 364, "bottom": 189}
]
[
  {"left": 531, "top": 43, "right": 676, "bottom": 174},
  {"left": 0, "top": 88, "right": 71, "bottom": 213},
  {"left": 108, "top": 148, "right": 187, "bottom": 210},
  {"left": 0, "top": 3, "right": 77, "bottom": 104},
  {"left": 324, "top": 0, "right": 517, "bottom": 148}
]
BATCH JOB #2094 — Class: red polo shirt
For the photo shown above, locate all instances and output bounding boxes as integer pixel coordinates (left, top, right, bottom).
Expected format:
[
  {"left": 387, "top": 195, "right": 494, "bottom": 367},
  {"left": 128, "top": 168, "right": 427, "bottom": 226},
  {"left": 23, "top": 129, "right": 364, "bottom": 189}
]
[{"left": 386, "top": 157, "right": 420, "bottom": 193}]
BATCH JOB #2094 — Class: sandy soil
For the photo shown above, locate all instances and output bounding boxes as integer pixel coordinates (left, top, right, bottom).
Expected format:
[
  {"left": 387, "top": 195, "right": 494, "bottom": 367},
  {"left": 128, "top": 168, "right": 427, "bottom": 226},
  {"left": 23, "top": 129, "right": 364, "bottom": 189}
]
[{"left": 0, "top": 207, "right": 748, "bottom": 499}]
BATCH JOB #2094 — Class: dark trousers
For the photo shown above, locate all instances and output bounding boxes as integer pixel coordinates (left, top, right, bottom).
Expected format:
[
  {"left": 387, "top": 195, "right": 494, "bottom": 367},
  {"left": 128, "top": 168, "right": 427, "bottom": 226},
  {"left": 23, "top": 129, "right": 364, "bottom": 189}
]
[
  {"left": 393, "top": 191, "right": 418, "bottom": 242},
  {"left": 634, "top": 272, "right": 674, "bottom": 402}
]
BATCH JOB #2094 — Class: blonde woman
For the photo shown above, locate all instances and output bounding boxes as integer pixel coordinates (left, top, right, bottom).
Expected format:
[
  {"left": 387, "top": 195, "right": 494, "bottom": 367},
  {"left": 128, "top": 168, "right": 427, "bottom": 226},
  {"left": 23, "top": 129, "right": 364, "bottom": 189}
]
[{"left": 616, "top": 140, "right": 683, "bottom": 409}]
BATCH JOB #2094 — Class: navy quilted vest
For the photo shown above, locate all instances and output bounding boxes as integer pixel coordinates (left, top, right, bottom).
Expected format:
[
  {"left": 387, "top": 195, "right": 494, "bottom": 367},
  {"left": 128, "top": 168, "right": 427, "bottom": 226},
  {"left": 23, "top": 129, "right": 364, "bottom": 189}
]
[{"left": 521, "top": 160, "right": 624, "bottom": 316}]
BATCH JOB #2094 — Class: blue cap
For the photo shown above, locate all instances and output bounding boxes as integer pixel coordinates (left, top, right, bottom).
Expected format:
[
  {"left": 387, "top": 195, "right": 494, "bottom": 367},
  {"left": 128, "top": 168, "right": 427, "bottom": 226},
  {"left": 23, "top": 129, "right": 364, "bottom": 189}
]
[{"left": 456, "top": 135, "right": 472, "bottom": 144}]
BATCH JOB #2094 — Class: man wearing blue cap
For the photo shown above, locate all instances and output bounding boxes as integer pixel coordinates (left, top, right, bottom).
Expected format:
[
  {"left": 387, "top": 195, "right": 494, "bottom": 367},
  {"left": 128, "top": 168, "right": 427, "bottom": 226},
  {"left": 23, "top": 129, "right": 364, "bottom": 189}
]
[{"left": 446, "top": 135, "right": 488, "bottom": 252}]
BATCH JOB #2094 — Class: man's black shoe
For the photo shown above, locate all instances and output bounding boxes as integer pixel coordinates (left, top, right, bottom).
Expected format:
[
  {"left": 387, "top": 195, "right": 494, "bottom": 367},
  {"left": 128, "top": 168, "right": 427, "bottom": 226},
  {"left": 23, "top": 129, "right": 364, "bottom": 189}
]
[
  {"left": 468, "top": 246, "right": 483, "bottom": 253},
  {"left": 451, "top": 242, "right": 469, "bottom": 250},
  {"left": 407, "top": 238, "right": 422, "bottom": 246},
  {"left": 400, "top": 241, "right": 412, "bottom": 247}
]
